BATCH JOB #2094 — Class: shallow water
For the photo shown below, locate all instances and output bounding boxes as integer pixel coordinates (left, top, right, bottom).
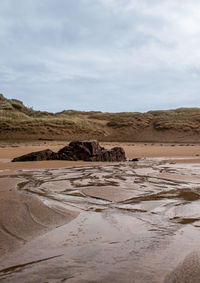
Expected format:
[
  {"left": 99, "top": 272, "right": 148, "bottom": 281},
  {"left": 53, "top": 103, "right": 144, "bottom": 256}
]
[{"left": 1, "top": 158, "right": 200, "bottom": 282}]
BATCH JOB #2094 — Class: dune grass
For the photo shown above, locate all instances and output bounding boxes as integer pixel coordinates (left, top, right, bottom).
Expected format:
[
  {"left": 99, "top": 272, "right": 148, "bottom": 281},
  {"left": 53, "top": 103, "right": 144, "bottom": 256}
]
[{"left": 1, "top": 93, "right": 200, "bottom": 141}]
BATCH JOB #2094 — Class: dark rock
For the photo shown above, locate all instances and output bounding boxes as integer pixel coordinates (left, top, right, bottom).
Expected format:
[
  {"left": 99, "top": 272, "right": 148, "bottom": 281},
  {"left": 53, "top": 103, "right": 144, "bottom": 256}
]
[
  {"left": 12, "top": 140, "right": 126, "bottom": 162},
  {"left": 91, "top": 147, "right": 126, "bottom": 162},
  {"left": 12, "top": 149, "right": 57, "bottom": 162},
  {"left": 69, "top": 140, "right": 102, "bottom": 156},
  {"left": 58, "top": 140, "right": 102, "bottom": 161},
  {"left": 129, "top": 158, "right": 139, "bottom": 162}
]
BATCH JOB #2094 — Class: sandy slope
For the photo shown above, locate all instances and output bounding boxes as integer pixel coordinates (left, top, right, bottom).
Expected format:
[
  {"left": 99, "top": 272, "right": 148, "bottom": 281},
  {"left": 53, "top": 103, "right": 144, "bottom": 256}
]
[
  {"left": 1, "top": 94, "right": 200, "bottom": 142},
  {"left": 0, "top": 177, "right": 78, "bottom": 261}
]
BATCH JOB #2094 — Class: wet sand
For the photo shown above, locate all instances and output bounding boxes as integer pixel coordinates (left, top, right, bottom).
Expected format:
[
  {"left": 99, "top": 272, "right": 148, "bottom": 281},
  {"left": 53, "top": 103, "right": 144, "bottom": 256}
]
[
  {"left": 0, "top": 177, "right": 78, "bottom": 261},
  {"left": 0, "top": 141, "right": 200, "bottom": 282}
]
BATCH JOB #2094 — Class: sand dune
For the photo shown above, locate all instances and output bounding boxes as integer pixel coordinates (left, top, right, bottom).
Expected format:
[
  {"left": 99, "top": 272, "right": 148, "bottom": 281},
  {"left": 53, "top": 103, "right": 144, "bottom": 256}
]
[{"left": 1, "top": 94, "right": 200, "bottom": 142}]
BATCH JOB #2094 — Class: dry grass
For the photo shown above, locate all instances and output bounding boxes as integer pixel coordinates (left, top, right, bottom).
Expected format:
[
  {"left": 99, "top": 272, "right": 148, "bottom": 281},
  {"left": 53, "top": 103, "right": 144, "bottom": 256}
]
[{"left": 1, "top": 93, "right": 200, "bottom": 142}]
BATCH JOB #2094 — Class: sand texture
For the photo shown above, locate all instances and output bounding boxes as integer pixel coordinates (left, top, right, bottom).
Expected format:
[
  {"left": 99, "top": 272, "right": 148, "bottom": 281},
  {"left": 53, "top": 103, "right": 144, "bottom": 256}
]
[
  {"left": 82, "top": 186, "right": 138, "bottom": 202},
  {"left": 0, "top": 141, "right": 200, "bottom": 282},
  {"left": 0, "top": 177, "right": 78, "bottom": 261}
]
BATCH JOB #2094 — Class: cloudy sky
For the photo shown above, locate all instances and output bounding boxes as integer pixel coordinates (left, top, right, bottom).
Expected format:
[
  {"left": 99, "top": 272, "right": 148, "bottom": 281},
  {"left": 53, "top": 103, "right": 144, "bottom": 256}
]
[{"left": 0, "top": 0, "right": 200, "bottom": 112}]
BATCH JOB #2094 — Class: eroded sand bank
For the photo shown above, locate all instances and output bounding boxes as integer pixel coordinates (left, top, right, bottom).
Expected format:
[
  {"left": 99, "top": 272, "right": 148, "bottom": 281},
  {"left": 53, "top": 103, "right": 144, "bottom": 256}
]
[
  {"left": 0, "top": 177, "right": 78, "bottom": 261},
  {"left": 0, "top": 142, "right": 200, "bottom": 282}
]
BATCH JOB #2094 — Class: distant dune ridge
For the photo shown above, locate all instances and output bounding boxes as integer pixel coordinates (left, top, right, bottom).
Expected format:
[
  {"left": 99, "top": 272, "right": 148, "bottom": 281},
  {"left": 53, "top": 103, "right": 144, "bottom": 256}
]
[{"left": 1, "top": 93, "right": 200, "bottom": 142}]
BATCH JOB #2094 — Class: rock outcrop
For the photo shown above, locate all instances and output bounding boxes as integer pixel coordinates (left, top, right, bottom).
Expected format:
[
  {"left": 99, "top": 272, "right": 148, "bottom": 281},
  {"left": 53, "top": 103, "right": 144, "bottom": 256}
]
[
  {"left": 12, "top": 140, "right": 126, "bottom": 162},
  {"left": 90, "top": 147, "right": 126, "bottom": 162},
  {"left": 58, "top": 140, "right": 102, "bottom": 161},
  {"left": 12, "top": 149, "right": 58, "bottom": 162}
]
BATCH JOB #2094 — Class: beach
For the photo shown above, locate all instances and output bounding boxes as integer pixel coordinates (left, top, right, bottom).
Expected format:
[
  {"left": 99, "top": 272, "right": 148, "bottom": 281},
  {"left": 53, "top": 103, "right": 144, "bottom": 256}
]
[
  {"left": 1, "top": 140, "right": 200, "bottom": 170},
  {"left": 0, "top": 141, "right": 200, "bottom": 282}
]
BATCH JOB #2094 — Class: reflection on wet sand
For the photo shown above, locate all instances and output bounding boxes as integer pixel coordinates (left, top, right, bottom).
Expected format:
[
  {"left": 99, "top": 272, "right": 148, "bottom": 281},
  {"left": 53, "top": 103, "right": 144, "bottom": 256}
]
[{"left": 0, "top": 158, "right": 200, "bottom": 282}]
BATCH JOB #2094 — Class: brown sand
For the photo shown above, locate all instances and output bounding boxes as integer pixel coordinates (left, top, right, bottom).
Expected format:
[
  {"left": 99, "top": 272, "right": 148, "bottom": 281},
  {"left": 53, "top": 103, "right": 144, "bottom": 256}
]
[
  {"left": 0, "top": 177, "right": 78, "bottom": 260},
  {"left": 0, "top": 141, "right": 200, "bottom": 171},
  {"left": 0, "top": 140, "right": 200, "bottom": 282}
]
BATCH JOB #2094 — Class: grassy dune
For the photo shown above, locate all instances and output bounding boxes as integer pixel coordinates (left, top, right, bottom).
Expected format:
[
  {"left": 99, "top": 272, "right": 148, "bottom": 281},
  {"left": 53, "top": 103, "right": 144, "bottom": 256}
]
[{"left": 1, "top": 93, "right": 200, "bottom": 142}]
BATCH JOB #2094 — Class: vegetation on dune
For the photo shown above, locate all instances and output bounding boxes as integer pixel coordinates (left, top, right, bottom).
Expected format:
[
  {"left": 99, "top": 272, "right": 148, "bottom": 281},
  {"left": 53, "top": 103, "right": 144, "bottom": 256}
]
[
  {"left": 0, "top": 93, "right": 200, "bottom": 141},
  {"left": 149, "top": 109, "right": 200, "bottom": 132}
]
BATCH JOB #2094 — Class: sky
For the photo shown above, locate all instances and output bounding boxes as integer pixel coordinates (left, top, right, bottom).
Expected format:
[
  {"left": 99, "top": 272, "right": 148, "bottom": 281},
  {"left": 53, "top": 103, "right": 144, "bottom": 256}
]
[{"left": 0, "top": 0, "right": 200, "bottom": 113}]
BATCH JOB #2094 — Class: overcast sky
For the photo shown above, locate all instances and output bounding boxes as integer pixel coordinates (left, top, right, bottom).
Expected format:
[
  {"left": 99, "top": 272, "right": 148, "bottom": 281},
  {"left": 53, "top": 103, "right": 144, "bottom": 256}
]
[{"left": 0, "top": 0, "right": 200, "bottom": 112}]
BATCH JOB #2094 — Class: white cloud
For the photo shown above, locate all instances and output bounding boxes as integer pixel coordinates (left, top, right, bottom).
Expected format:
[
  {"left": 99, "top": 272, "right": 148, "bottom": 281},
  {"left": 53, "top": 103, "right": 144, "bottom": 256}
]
[
  {"left": 95, "top": 0, "right": 200, "bottom": 70},
  {"left": 0, "top": 0, "right": 200, "bottom": 111}
]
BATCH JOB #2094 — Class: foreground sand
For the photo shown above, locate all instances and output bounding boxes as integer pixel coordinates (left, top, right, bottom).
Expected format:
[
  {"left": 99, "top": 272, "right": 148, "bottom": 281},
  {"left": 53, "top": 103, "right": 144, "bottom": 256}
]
[
  {"left": 0, "top": 141, "right": 200, "bottom": 282},
  {"left": 0, "top": 177, "right": 78, "bottom": 261}
]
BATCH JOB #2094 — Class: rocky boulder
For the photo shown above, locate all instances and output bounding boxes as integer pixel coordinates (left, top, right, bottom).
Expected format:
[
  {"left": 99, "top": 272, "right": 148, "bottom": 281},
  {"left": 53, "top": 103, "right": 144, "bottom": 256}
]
[
  {"left": 12, "top": 140, "right": 126, "bottom": 162},
  {"left": 12, "top": 149, "right": 58, "bottom": 162},
  {"left": 58, "top": 140, "right": 103, "bottom": 161},
  {"left": 91, "top": 147, "right": 126, "bottom": 162}
]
